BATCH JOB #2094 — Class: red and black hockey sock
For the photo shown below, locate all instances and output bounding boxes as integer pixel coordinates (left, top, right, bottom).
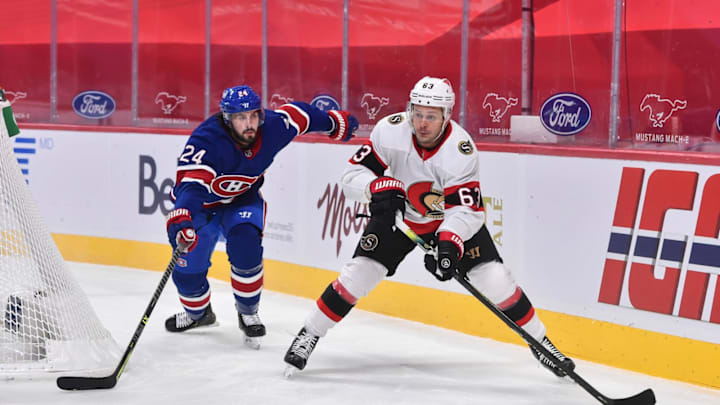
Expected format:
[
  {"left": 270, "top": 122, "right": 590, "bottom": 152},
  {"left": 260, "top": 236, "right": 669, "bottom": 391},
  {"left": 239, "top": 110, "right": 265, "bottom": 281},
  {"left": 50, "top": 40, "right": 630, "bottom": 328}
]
[
  {"left": 497, "top": 287, "right": 535, "bottom": 327},
  {"left": 316, "top": 280, "right": 357, "bottom": 322}
]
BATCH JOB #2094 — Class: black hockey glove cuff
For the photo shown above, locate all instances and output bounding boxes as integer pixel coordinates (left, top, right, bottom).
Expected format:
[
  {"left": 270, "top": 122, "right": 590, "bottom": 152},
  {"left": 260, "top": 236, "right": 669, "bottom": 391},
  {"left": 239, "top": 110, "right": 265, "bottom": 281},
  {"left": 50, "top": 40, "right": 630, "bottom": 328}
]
[
  {"left": 368, "top": 176, "right": 406, "bottom": 225},
  {"left": 424, "top": 232, "right": 464, "bottom": 282}
]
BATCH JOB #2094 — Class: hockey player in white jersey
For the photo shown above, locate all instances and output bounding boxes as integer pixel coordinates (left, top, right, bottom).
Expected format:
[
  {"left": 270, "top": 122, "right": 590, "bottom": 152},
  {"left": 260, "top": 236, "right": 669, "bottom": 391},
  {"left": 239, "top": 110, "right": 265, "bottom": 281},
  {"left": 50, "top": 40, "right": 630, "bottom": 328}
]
[{"left": 284, "top": 76, "right": 574, "bottom": 377}]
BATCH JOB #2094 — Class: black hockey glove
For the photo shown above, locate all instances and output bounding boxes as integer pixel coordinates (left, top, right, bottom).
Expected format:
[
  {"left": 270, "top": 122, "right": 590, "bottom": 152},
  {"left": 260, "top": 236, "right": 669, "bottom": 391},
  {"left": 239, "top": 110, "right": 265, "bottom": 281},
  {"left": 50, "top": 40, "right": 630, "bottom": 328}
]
[
  {"left": 368, "top": 176, "right": 406, "bottom": 225},
  {"left": 424, "top": 232, "right": 464, "bottom": 282}
]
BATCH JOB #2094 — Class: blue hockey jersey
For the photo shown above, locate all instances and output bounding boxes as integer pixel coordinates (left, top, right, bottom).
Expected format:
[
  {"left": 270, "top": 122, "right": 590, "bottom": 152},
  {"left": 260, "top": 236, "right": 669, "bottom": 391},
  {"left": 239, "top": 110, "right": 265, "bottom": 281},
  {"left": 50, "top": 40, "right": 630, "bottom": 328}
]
[{"left": 171, "top": 102, "right": 335, "bottom": 215}]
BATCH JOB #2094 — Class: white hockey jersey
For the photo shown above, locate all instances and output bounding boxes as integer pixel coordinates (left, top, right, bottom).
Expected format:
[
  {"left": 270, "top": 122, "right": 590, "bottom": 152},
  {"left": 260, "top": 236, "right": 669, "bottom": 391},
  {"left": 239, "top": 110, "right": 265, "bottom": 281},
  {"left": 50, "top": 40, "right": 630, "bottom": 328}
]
[{"left": 341, "top": 112, "right": 485, "bottom": 242}]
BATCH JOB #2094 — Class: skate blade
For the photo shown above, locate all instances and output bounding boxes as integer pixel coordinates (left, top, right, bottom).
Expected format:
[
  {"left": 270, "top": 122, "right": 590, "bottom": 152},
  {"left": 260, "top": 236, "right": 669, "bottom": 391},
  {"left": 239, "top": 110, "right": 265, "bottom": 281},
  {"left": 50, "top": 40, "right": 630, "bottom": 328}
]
[
  {"left": 167, "top": 321, "right": 219, "bottom": 333},
  {"left": 283, "top": 365, "right": 298, "bottom": 379},
  {"left": 244, "top": 336, "right": 262, "bottom": 350},
  {"left": 191, "top": 321, "right": 220, "bottom": 331}
]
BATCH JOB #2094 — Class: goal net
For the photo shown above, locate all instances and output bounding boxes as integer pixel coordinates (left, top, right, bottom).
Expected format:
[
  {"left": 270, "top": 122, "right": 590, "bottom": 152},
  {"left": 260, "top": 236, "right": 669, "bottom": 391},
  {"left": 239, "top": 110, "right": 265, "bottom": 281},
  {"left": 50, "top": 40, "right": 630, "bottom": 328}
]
[{"left": 0, "top": 90, "right": 120, "bottom": 377}]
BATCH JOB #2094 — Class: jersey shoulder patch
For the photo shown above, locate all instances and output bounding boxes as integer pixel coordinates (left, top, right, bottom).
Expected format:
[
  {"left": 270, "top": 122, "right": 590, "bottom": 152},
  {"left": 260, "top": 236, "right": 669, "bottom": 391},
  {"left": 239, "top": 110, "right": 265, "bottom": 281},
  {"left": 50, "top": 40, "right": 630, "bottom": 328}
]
[
  {"left": 387, "top": 113, "right": 404, "bottom": 125},
  {"left": 457, "top": 139, "right": 474, "bottom": 155}
]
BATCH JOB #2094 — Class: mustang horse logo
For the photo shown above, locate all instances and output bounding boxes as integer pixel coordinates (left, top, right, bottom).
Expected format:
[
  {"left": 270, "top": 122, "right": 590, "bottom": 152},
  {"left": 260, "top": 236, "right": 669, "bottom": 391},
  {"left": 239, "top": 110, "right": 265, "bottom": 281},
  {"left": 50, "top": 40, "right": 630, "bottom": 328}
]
[
  {"left": 270, "top": 94, "right": 294, "bottom": 109},
  {"left": 360, "top": 93, "right": 389, "bottom": 120},
  {"left": 640, "top": 94, "right": 687, "bottom": 128},
  {"left": 5, "top": 90, "right": 27, "bottom": 105},
  {"left": 482, "top": 93, "right": 518, "bottom": 122},
  {"left": 155, "top": 92, "right": 187, "bottom": 115}
]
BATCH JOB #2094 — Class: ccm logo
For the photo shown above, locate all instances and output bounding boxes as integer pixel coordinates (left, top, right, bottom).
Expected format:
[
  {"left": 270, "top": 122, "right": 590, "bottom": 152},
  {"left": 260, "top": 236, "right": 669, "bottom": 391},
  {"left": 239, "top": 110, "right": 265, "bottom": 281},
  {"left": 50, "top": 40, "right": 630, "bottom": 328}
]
[
  {"left": 211, "top": 174, "right": 260, "bottom": 198},
  {"left": 599, "top": 167, "right": 720, "bottom": 323}
]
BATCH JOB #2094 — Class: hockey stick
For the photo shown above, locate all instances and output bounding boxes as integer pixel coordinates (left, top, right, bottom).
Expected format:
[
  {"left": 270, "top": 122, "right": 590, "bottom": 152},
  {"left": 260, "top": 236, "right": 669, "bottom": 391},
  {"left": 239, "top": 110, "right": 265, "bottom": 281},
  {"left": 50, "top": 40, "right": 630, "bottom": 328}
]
[
  {"left": 57, "top": 246, "right": 184, "bottom": 390},
  {"left": 394, "top": 213, "right": 656, "bottom": 405}
]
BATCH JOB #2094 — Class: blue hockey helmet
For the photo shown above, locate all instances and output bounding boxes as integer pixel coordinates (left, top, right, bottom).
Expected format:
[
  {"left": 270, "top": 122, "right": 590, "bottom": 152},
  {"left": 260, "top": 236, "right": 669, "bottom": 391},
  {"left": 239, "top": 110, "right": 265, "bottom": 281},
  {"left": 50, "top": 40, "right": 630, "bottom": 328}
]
[{"left": 219, "top": 85, "right": 263, "bottom": 125}]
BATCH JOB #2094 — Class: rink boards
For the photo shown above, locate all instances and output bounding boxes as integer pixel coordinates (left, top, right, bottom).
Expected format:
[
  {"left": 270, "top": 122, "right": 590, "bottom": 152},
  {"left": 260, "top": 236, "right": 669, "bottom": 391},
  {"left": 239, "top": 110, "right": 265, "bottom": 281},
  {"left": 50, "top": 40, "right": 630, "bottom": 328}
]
[{"left": 15, "top": 128, "right": 720, "bottom": 388}]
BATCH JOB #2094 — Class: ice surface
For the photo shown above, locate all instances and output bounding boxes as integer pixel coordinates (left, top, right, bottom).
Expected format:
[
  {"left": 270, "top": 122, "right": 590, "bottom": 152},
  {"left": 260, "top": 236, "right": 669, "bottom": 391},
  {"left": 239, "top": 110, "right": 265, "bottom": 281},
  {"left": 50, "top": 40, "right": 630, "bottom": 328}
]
[{"left": 1, "top": 262, "right": 718, "bottom": 405}]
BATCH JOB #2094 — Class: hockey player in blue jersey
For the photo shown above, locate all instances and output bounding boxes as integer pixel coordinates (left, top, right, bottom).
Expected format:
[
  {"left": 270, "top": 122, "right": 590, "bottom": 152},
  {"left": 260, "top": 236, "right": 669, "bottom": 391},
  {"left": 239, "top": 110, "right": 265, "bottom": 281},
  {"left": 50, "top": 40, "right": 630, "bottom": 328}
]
[{"left": 164, "top": 85, "right": 358, "bottom": 349}]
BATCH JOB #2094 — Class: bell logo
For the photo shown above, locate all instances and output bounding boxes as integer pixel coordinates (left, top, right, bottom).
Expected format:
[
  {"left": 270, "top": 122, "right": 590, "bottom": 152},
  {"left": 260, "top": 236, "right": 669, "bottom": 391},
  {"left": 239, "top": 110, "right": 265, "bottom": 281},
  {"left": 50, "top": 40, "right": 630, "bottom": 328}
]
[{"left": 598, "top": 167, "right": 720, "bottom": 323}]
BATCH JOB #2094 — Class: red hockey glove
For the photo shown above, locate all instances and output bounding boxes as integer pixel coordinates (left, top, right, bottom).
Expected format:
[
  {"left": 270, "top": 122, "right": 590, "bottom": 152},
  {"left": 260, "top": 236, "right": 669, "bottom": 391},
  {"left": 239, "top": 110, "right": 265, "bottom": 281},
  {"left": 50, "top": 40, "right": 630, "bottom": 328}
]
[
  {"left": 328, "top": 110, "right": 359, "bottom": 142},
  {"left": 368, "top": 176, "right": 406, "bottom": 225},
  {"left": 424, "top": 232, "right": 464, "bottom": 282},
  {"left": 166, "top": 208, "right": 197, "bottom": 253}
]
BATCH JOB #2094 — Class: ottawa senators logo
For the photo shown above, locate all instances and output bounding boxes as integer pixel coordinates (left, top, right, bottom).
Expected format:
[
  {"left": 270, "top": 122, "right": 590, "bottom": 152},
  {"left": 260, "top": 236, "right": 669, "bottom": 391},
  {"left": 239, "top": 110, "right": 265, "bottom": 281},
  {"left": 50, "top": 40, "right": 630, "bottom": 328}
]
[
  {"left": 407, "top": 181, "right": 444, "bottom": 219},
  {"left": 458, "top": 140, "right": 474, "bottom": 155},
  {"left": 388, "top": 114, "right": 404, "bottom": 125},
  {"left": 360, "top": 234, "right": 379, "bottom": 251}
]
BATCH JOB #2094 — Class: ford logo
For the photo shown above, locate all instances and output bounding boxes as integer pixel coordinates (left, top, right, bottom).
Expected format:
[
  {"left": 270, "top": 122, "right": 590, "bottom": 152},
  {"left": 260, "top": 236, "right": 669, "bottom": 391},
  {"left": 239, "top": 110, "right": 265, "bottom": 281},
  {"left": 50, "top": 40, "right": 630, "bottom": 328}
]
[
  {"left": 310, "top": 94, "right": 340, "bottom": 112},
  {"left": 539, "top": 93, "right": 592, "bottom": 136},
  {"left": 72, "top": 90, "right": 116, "bottom": 119},
  {"left": 716, "top": 109, "right": 720, "bottom": 133}
]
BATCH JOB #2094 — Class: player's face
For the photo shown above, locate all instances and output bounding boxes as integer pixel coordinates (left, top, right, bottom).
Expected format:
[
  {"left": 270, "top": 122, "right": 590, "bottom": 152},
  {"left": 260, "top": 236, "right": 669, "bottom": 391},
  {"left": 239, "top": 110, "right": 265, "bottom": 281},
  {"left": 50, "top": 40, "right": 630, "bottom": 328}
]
[
  {"left": 230, "top": 110, "right": 261, "bottom": 147},
  {"left": 411, "top": 105, "right": 445, "bottom": 148}
]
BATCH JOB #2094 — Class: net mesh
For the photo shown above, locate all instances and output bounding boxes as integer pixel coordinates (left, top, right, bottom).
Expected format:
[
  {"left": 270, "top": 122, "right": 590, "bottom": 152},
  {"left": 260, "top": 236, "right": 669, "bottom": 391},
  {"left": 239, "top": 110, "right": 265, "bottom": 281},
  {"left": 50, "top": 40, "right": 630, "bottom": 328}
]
[{"left": 0, "top": 99, "right": 119, "bottom": 376}]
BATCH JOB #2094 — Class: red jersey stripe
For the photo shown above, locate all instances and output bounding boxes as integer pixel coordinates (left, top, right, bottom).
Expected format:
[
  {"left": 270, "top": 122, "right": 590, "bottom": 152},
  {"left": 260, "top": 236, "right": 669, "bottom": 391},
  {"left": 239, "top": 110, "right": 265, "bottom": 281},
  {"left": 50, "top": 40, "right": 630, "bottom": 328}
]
[
  {"left": 177, "top": 167, "right": 215, "bottom": 187},
  {"left": 277, "top": 104, "right": 310, "bottom": 134}
]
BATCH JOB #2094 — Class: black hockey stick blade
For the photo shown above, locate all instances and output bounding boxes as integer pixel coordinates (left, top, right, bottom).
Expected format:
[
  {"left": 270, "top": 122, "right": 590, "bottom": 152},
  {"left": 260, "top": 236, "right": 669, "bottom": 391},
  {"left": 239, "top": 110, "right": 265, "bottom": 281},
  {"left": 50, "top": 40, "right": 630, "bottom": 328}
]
[
  {"left": 56, "top": 246, "right": 183, "bottom": 390},
  {"left": 454, "top": 273, "right": 657, "bottom": 405},
  {"left": 57, "top": 375, "right": 118, "bottom": 390},
  {"left": 393, "top": 213, "right": 656, "bottom": 405},
  {"left": 605, "top": 388, "right": 656, "bottom": 405}
]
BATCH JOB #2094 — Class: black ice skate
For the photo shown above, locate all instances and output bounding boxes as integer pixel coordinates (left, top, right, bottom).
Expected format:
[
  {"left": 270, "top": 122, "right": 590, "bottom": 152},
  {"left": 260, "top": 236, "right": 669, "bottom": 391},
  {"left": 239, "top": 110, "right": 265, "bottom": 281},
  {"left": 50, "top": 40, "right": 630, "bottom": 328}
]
[
  {"left": 165, "top": 304, "right": 217, "bottom": 332},
  {"left": 530, "top": 336, "right": 575, "bottom": 377},
  {"left": 283, "top": 327, "right": 319, "bottom": 377},
  {"left": 239, "top": 312, "right": 266, "bottom": 350}
]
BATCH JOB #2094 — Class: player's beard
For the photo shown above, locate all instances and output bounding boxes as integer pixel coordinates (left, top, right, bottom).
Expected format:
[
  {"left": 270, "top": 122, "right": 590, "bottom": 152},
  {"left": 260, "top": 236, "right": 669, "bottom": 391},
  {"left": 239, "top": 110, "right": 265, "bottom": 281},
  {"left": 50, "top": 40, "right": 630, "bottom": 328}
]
[{"left": 234, "top": 128, "right": 258, "bottom": 149}]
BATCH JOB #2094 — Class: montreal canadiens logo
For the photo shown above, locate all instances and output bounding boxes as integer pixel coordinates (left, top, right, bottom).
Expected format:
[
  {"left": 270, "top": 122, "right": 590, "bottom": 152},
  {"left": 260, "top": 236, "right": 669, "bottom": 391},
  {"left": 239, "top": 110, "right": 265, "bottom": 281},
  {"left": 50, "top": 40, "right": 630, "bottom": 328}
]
[
  {"left": 211, "top": 174, "right": 259, "bottom": 198},
  {"left": 72, "top": 90, "right": 116, "bottom": 119},
  {"left": 716, "top": 109, "right": 720, "bottom": 133},
  {"left": 310, "top": 94, "right": 340, "bottom": 112},
  {"left": 540, "top": 93, "right": 591, "bottom": 136}
]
